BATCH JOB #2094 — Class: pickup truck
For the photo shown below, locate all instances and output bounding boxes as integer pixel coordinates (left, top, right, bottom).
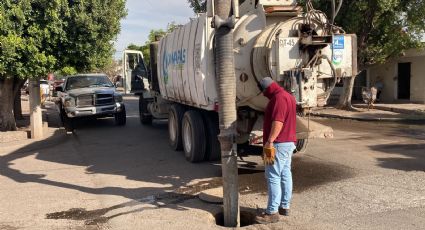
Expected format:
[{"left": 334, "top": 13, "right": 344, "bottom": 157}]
[{"left": 56, "top": 74, "right": 126, "bottom": 131}]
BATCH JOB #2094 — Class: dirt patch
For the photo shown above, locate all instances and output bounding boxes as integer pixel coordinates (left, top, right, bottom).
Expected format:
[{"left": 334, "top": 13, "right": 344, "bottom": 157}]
[
  {"left": 46, "top": 206, "right": 121, "bottom": 225},
  {"left": 0, "top": 224, "right": 19, "bottom": 230},
  {"left": 46, "top": 192, "right": 198, "bottom": 225}
]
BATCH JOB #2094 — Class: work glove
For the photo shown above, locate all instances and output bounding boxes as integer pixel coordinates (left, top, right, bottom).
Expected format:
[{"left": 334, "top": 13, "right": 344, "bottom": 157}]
[{"left": 263, "top": 146, "right": 276, "bottom": 165}]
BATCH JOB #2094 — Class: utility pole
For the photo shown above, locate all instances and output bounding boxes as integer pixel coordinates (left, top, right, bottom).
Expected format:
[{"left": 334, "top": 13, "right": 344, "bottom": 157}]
[
  {"left": 29, "top": 79, "right": 43, "bottom": 139},
  {"left": 213, "top": 0, "right": 239, "bottom": 227}
]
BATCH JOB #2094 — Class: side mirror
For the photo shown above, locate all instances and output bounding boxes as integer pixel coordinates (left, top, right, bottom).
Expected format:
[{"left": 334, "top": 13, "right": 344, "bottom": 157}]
[{"left": 55, "top": 85, "right": 63, "bottom": 92}]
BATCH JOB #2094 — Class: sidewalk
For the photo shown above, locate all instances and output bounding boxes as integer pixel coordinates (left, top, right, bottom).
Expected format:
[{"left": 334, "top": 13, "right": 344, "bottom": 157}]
[
  {"left": 0, "top": 95, "right": 65, "bottom": 151},
  {"left": 310, "top": 103, "right": 425, "bottom": 122},
  {"left": 353, "top": 103, "right": 425, "bottom": 115}
]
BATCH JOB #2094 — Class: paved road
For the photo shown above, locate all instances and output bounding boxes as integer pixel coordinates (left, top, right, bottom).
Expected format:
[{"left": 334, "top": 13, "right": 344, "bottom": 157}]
[{"left": 1, "top": 96, "right": 424, "bottom": 230}]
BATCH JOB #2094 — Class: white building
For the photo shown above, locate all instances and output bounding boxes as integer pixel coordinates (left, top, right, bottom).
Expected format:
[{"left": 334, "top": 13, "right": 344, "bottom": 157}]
[{"left": 367, "top": 47, "right": 425, "bottom": 104}]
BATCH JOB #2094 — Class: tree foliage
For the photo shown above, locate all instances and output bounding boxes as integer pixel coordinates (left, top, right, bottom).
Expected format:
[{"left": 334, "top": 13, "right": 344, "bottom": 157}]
[
  {"left": 0, "top": 0, "right": 127, "bottom": 131},
  {"left": 187, "top": 0, "right": 207, "bottom": 14},
  {"left": 0, "top": 0, "right": 127, "bottom": 80},
  {"left": 127, "top": 22, "right": 179, "bottom": 67}
]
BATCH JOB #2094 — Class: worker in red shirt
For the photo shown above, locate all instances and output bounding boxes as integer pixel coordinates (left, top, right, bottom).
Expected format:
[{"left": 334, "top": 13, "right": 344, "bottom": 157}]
[{"left": 255, "top": 77, "right": 297, "bottom": 224}]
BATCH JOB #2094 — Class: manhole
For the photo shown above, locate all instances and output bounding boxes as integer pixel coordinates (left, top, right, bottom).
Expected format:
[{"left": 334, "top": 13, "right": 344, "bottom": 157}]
[{"left": 214, "top": 210, "right": 256, "bottom": 227}]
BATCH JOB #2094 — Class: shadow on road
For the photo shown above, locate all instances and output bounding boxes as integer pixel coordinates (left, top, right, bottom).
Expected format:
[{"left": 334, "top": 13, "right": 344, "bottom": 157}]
[{"left": 370, "top": 143, "right": 425, "bottom": 171}]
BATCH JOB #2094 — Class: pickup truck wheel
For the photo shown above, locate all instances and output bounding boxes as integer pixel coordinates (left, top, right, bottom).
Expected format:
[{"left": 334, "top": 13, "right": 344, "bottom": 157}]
[
  {"left": 139, "top": 95, "right": 152, "bottom": 125},
  {"left": 115, "top": 105, "right": 126, "bottom": 126},
  {"left": 203, "top": 112, "right": 221, "bottom": 161},
  {"left": 169, "top": 104, "right": 185, "bottom": 151},
  {"left": 182, "top": 110, "right": 206, "bottom": 163},
  {"left": 61, "top": 109, "right": 74, "bottom": 132}
]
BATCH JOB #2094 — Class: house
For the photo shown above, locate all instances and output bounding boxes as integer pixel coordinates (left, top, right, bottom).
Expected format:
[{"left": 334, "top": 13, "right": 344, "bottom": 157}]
[{"left": 367, "top": 47, "right": 425, "bottom": 104}]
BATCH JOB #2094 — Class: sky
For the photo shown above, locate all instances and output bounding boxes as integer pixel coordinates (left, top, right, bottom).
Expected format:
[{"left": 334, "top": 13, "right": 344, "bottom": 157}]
[{"left": 114, "top": 0, "right": 195, "bottom": 59}]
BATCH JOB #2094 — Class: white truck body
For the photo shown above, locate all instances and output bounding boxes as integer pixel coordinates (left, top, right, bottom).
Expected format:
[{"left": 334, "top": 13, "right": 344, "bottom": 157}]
[
  {"left": 134, "top": 0, "right": 357, "bottom": 162},
  {"left": 157, "top": 15, "right": 216, "bottom": 110},
  {"left": 156, "top": 1, "right": 356, "bottom": 113}
]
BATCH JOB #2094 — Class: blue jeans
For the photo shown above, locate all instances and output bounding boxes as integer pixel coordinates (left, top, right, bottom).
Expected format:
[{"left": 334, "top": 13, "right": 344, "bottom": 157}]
[{"left": 265, "top": 142, "right": 296, "bottom": 214}]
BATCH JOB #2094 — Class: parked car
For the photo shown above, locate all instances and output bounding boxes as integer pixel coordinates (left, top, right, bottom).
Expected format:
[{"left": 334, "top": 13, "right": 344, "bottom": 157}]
[
  {"left": 40, "top": 80, "right": 50, "bottom": 105},
  {"left": 56, "top": 73, "right": 126, "bottom": 131}
]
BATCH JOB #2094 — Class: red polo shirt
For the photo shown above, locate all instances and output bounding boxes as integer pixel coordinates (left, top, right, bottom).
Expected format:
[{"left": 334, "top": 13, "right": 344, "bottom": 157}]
[{"left": 263, "top": 82, "right": 297, "bottom": 143}]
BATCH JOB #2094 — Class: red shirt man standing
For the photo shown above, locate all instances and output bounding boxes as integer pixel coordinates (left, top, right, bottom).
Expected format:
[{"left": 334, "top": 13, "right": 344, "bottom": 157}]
[{"left": 255, "top": 77, "right": 297, "bottom": 224}]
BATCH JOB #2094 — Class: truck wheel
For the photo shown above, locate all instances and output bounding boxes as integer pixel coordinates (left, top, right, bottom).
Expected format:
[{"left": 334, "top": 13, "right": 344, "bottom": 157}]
[
  {"left": 182, "top": 110, "right": 206, "bottom": 163},
  {"left": 294, "top": 111, "right": 307, "bottom": 154},
  {"left": 139, "top": 95, "right": 152, "bottom": 125},
  {"left": 168, "top": 104, "right": 185, "bottom": 151},
  {"left": 61, "top": 109, "right": 74, "bottom": 132},
  {"left": 294, "top": 139, "right": 307, "bottom": 154},
  {"left": 115, "top": 105, "right": 126, "bottom": 126},
  {"left": 203, "top": 112, "right": 221, "bottom": 161}
]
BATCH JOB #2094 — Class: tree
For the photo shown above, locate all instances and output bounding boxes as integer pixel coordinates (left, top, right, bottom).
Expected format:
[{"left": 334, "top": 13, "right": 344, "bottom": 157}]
[
  {"left": 187, "top": 0, "right": 207, "bottom": 13},
  {"left": 127, "top": 22, "right": 179, "bottom": 68},
  {"left": 300, "top": 0, "right": 425, "bottom": 109},
  {"left": 0, "top": 0, "right": 127, "bottom": 131}
]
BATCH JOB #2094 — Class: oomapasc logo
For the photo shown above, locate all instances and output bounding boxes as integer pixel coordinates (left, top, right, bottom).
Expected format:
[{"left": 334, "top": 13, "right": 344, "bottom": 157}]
[{"left": 162, "top": 48, "right": 187, "bottom": 84}]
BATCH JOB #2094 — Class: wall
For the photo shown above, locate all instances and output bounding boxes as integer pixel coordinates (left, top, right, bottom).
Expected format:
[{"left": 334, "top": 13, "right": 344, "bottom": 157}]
[{"left": 368, "top": 48, "right": 425, "bottom": 104}]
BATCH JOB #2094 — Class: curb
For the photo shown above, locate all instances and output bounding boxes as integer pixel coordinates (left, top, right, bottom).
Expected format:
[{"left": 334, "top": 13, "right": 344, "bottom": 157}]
[
  {"left": 310, "top": 112, "right": 425, "bottom": 123},
  {"left": 354, "top": 104, "right": 425, "bottom": 116}
]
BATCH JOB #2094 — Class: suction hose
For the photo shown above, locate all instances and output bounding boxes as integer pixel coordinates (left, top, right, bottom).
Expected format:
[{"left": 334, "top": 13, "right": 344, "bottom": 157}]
[{"left": 213, "top": 0, "right": 239, "bottom": 227}]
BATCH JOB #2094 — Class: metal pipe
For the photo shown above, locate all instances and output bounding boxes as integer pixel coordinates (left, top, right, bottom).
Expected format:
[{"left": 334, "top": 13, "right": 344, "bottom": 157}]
[
  {"left": 335, "top": 0, "right": 343, "bottom": 19},
  {"left": 149, "top": 42, "right": 160, "bottom": 92},
  {"left": 232, "top": 0, "right": 240, "bottom": 18},
  {"left": 214, "top": 0, "right": 239, "bottom": 227}
]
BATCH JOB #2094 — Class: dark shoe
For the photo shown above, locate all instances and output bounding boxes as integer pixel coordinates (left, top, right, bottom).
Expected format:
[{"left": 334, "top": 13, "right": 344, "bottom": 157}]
[
  {"left": 278, "top": 207, "right": 290, "bottom": 216},
  {"left": 255, "top": 212, "right": 280, "bottom": 224}
]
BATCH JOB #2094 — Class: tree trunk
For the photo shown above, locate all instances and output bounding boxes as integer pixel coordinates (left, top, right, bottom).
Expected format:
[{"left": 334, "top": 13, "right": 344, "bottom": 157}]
[
  {"left": 0, "top": 77, "right": 17, "bottom": 131},
  {"left": 13, "top": 78, "right": 26, "bottom": 120},
  {"left": 335, "top": 1, "right": 377, "bottom": 111},
  {"left": 336, "top": 76, "right": 356, "bottom": 110}
]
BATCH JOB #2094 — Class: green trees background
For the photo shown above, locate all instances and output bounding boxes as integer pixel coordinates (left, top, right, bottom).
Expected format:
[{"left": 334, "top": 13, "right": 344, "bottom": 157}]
[
  {"left": 126, "top": 22, "right": 179, "bottom": 68},
  {"left": 0, "top": 0, "right": 126, "bottom": 131}
]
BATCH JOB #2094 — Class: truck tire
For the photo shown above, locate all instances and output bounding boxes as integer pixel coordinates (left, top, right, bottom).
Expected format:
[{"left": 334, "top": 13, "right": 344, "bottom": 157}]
[
  {"left": 139, "top": 95, "right": 152, "bottom": 125},
  {"left": 169, "top": 104, "right": 185, "bottom": 151},
  {"left": 115, "top": 105, "right": 126, "bottom": 126},
  {"left": 182, "top": 110, "right": 206, "bottom": 163},
  {"left": 294, "top": 111, "right": 307, "bottom": 154},
  {"left": 60, "top": 109, "right": 74, "bottom": 132},
  {"left": 294, "top": 139, "right": 307, "bottom": 154},
  {"left": 203, "top": 112, "right": 221, "bottom": 161}
]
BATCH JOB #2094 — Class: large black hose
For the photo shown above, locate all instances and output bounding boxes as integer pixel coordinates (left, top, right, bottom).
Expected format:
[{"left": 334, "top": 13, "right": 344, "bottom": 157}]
[
  {"left": 215, "top": 26, "right": 236, "bottom": 129},
  {"left": 214, "top": 1, "right": 237, "bottom": 129}
]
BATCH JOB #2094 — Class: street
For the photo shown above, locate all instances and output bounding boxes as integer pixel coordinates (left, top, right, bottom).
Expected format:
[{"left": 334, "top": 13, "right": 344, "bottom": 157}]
[{"left": 1, "top": 96, "right": 425, "bottom": 229}]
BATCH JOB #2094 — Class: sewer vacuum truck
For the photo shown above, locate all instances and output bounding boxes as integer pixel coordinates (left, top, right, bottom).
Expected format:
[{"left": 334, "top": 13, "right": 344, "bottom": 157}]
[{"left": 129, "top": 0, "right": 357, "bottom": 162}]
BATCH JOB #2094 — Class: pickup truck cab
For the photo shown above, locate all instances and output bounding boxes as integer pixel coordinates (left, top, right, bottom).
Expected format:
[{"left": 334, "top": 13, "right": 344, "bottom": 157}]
[{"left": 56, "top": 74, "right": 126, "bottom": 131}]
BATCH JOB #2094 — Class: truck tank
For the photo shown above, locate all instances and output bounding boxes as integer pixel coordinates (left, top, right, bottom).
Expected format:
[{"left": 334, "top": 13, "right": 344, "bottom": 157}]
[
  {"left": 156, "top": 0, "right": 356, "bottom": 113},
  {"left": 138, "top": 0, "right": 357, "bottom": 162}
]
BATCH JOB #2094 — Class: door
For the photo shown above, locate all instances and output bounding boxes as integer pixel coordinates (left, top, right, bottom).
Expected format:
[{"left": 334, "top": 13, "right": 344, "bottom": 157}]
[{"left": 397, "top": 63, "right": 411, "bottom": 100}]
